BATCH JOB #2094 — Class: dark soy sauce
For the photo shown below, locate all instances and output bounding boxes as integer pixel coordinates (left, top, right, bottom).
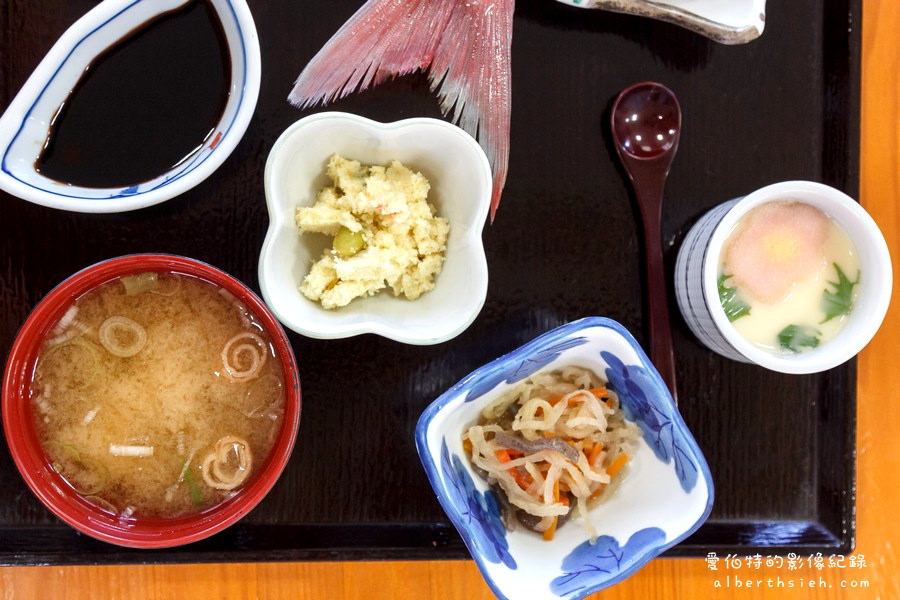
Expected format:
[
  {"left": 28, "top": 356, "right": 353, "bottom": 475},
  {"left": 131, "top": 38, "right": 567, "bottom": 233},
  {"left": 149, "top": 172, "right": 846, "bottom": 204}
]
[{"left": 35, "top": 0, "right": 231, "bottom": 189}]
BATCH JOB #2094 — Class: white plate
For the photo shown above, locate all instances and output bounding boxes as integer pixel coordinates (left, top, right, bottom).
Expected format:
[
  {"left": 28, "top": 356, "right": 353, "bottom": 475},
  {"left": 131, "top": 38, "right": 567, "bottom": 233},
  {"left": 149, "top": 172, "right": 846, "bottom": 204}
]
[
  {"left": 556, "top": 0, "right": 767, "bottom": 44},
  {"left": 0, "top": 0, "right": 260, "bottom": 213}
]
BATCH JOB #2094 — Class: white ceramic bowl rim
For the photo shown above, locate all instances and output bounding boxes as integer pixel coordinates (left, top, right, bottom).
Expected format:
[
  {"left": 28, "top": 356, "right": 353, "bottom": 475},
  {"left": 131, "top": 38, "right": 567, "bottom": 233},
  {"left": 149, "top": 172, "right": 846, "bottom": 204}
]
[
  {"left": 702, "top": 181, "right": 893, "bottom": 374},
  {"left": 0, "top": 0, "right": 261, "bottom": 213},
  {"left": 258, "top": 111, "right": 491, "bottom": 345},
  {"left": 415, "top": 317, "right": 714, "bottom": 600}
]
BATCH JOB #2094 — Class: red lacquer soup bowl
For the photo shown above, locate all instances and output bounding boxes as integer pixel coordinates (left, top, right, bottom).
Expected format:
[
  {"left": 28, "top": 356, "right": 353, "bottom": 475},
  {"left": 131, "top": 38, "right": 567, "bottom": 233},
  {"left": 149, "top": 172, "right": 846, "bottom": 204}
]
[{"left": 1, "top": 254, "right": 301, "bottom": 548}]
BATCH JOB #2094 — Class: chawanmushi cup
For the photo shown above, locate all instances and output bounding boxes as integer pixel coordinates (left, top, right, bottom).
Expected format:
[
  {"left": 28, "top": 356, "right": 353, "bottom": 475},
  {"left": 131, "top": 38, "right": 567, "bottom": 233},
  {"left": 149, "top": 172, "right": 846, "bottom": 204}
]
[
  {"left": 1, "top": 254, "right": 301, "bottom": 548},
  {"left": 674, "top": 181, "right": 892, "bottom": 374}
]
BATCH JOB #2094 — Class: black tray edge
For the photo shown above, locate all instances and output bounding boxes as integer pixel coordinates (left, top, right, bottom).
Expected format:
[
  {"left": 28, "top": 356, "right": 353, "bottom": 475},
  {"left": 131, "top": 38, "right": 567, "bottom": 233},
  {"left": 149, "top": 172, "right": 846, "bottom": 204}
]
[{"left": 0, "top": 521, "right": 852, "bottom": 566}]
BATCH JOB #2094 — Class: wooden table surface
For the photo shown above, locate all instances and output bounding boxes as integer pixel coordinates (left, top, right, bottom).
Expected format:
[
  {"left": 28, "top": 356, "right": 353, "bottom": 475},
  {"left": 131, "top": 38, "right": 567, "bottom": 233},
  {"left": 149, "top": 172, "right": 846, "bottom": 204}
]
[{"left": 1, "top": 0, "right": 897, "bottom": 598}]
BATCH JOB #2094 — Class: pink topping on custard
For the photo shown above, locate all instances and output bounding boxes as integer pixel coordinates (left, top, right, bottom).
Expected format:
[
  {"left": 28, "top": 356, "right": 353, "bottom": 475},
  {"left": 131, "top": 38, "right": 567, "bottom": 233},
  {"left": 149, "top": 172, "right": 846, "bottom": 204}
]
[{"left": 724, "top": 202, "right": 829, "bottom": 303}]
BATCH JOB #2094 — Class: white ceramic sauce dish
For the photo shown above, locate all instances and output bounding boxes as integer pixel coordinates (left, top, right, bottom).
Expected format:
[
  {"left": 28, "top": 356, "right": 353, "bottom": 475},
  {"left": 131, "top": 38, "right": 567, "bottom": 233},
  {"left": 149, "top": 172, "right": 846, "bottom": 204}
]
[
  {"left": 557, "top": 0, "right": 766, "bottom": 44},
  {"left": 416, "top": 318, "right": 713, "bottom": 600},
  {"left": 259, "top": 112, "right": 491, "bottom": 345},
  {"left": 674, "top": 181, "right": 893, "bottom": 374},
  {"left": 0, "top": 0, "right": 260, "bottom": 213}
]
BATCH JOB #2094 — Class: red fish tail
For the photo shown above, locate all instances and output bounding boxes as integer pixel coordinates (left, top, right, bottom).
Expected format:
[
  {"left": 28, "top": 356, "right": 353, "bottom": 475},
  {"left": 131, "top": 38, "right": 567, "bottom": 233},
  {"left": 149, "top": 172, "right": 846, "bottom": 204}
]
[
  {"left": 288, "top": 0, "right": 456, "bottom": 108},
  {"left": 429, "top": 0, "right": 514, "bottom": 222},
  {"left": 289, "top": 0, "right": 515, "bottom": 222}
]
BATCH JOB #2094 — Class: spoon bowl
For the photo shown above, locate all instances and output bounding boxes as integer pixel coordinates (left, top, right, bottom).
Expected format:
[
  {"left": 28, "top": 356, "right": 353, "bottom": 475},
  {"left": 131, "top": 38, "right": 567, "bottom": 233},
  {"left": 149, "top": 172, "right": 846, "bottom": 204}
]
[{"left": 612, "top": 83, "right": 682, "bottom": 161}]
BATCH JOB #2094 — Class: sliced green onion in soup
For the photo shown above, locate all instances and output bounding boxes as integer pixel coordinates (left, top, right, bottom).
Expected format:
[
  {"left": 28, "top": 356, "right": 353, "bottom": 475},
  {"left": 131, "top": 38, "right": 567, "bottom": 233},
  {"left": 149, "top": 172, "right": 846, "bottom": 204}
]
[
  {"left": 98, "top": 316, "right": 147, "bottom": 358},
  {"left": 73, "top": 455, "right": 109, "bottom": 496},
  {"left": 43, "top": 441, "right": 108, "bottom": 495},
  {"left": 83, "top": 495, "right": 117, "bottom": 514},
  {"left": 42, "top": 439, "right": 66, "bottom": 459},
  {"left": 241, "top": 374, "right": 284, "bottom": 418},
  {"left": 42, "top": 440, "right": 82, "bottom": 462},
  {"left": 120, "top": 272, "right": 159, "bottom": 295},
  {"left": 39, "top": 339, "right": 101, "bottom": 381},
  {"left": 183, "top": 466, "right": 203, "bottom": 506},
  {"left": 148, "top": 273, "right": 181, "bottom": 297}
]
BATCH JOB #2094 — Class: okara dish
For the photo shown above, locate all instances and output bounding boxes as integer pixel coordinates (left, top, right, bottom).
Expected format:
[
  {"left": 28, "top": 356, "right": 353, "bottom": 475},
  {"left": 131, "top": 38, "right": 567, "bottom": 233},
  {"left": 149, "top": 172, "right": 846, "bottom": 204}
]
[
  {"left": 2, "top": 255, "right": 300, "bottom": 548},
  {"left": 718, "top": 201, "right": 860, "bottom": 353},
  {"left": 464, "top": 367, "right": 640, "bottom": 542},
  {"left": 260, "top": 113, "right": 491, "bottom": 344},
  {"left": 296, "top": 154, "right": 450, "bottom": 309}
]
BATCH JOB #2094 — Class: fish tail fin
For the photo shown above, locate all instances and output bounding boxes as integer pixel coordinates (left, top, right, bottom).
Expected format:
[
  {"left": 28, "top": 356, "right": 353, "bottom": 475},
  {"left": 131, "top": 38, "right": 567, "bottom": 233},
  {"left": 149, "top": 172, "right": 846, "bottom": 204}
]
[
  {"left": 289, "top": 0, "right": 515, "bottom": 222},
  {"left": 430, "top": 0, "right": 514, "bottom": 222},
  {"left": 288, "top": 0, "right": 456, "bottom": 108}
]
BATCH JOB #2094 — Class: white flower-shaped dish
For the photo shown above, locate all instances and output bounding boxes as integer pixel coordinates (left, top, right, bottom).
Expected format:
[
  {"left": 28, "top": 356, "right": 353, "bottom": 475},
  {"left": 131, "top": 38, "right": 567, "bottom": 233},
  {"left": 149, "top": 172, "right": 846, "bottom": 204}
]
[
  {"left": 0, "top": 0, "right": 260, "bottom": 213},
  {"left": 416, "top": 317, "right": 714, "bottom": 600},
  {"left": 259, "top": 112, "right": 491, "bottom": 345},
  {"left": 557, "top": 0, "right": 766, "bottom": 45}
]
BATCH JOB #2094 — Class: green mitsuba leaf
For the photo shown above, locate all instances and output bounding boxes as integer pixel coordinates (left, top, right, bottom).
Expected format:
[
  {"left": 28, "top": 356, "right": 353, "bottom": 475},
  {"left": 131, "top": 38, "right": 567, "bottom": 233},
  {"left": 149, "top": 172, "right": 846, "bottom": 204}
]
[
  {"left": 718, "top": 274, "right": 751, "bottom": 322},
  {"left": 778, "top": 324, "right": 821, "bottom": 353},
  {"left": 822, "top": 263, "right": 859, "bottom": 323}
]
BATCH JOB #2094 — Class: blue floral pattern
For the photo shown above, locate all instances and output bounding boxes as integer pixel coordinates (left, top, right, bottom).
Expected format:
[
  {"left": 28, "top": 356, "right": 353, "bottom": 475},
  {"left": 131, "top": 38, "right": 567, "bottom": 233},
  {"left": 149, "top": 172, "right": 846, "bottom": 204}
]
[
  {"left": 465, "top": 337, "right": 589, "bottom": 402},
  {"left": 440, "top": 440, "right": 517, "bottom": 569},
  {"left": 116, "top": 185, "right": 139, "bottom": 196},
  {"left": 416, "top": 318, "right": 713, "bottom": 600},
  {"left": 550, "top": 527, "right": 666, "bottom": 598},
  {"left": 601, "top": 351, "right": 699, "bottom": 492}
]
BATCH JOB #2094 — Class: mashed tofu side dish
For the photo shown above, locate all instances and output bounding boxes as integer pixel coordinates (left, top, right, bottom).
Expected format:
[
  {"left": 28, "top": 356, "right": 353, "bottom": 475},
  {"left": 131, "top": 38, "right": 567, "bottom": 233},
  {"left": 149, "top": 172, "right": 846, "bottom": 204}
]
[{"left": 295, "top": 154, "right": 450, "bottom": 309}]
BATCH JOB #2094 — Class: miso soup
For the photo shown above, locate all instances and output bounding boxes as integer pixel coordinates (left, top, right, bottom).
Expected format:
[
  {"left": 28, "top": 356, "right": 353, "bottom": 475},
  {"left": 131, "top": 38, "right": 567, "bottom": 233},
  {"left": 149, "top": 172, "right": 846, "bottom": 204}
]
[{"left": 30, "top": 272, "right": 285, "bottom": 518}]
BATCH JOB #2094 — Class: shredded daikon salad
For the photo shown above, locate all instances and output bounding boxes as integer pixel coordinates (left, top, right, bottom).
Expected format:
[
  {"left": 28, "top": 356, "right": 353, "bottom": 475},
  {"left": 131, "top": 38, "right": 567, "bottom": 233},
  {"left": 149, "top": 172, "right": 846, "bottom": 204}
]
[{"left": 463, "top": 366, "right": 640, "bottom": 542}]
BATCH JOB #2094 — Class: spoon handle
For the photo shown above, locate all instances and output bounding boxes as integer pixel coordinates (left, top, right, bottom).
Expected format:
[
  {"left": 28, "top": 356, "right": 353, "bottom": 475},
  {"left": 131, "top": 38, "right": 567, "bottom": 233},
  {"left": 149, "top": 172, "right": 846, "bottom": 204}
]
[{"left": 635, "top": 183, "right": 679, "bottom": 404}]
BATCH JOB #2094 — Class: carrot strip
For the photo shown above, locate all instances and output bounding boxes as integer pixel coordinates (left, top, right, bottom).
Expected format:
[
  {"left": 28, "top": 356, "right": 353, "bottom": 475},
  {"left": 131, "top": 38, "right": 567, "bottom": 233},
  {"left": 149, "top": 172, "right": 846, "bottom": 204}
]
[
  {"left": 606, "top": 453, "right": 630, "bottom": 478},
  {"left": 589, "top": 387, "right": 608, "bottom": 398},
  {"left": 496, "top": 450, "right": 531, "bottom": 490},
  {"left": 590, "top": 483, "right": 607, "bottom": 500},
  {"left": 550, "top": 394, "right": 591, "bottom": 407},
  {"left": 588, "top": 443, "right": 603, "bottom": 467},
  {"left": 605, "top": 398, "right": 615, "bottom": 409},
  {"left": 544, "top": 517, "right": 558, "bottom": 541},
  {"left": 496, "top": 448, "right": 524, "bottom": 460},
  {"left": 514, "top": 472, "right": 531, "bottom": 490},
  {"left": 589, "top": 454, "right": 629, "bottom": 500},
  {"left": 543, "top": 481, "right": 566, "bottom": 541},
  {"left": 462, "top": 439, "right": 473, "bottom": 455}
]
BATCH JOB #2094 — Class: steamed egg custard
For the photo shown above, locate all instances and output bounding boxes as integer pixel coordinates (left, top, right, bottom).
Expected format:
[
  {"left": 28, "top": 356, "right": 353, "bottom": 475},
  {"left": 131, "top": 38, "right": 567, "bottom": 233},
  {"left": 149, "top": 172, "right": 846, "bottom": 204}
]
[{"left": 718, "top": 202, "right": 860, "bottom": 353}]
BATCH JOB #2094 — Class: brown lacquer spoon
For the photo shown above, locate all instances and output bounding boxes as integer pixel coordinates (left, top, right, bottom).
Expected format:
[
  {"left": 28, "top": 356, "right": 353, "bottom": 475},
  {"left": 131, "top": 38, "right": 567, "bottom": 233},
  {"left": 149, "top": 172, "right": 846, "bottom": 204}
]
[{"left": 611, "top": 82, "right": 681, "bottom": 403}]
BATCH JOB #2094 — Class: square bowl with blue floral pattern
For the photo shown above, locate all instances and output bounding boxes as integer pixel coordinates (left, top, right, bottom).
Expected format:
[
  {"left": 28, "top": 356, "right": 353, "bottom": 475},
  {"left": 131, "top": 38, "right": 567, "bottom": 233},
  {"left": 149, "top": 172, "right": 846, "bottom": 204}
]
[{"left": 415, "top": 317, "right": 714, "bottom": 600}]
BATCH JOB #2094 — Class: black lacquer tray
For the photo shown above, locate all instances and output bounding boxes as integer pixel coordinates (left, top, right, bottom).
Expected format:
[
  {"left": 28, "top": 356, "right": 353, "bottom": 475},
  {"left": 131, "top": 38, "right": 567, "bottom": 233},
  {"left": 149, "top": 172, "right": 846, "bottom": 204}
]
[{"left": 0, "top": 0, "right": 860, "bottom": 564}]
